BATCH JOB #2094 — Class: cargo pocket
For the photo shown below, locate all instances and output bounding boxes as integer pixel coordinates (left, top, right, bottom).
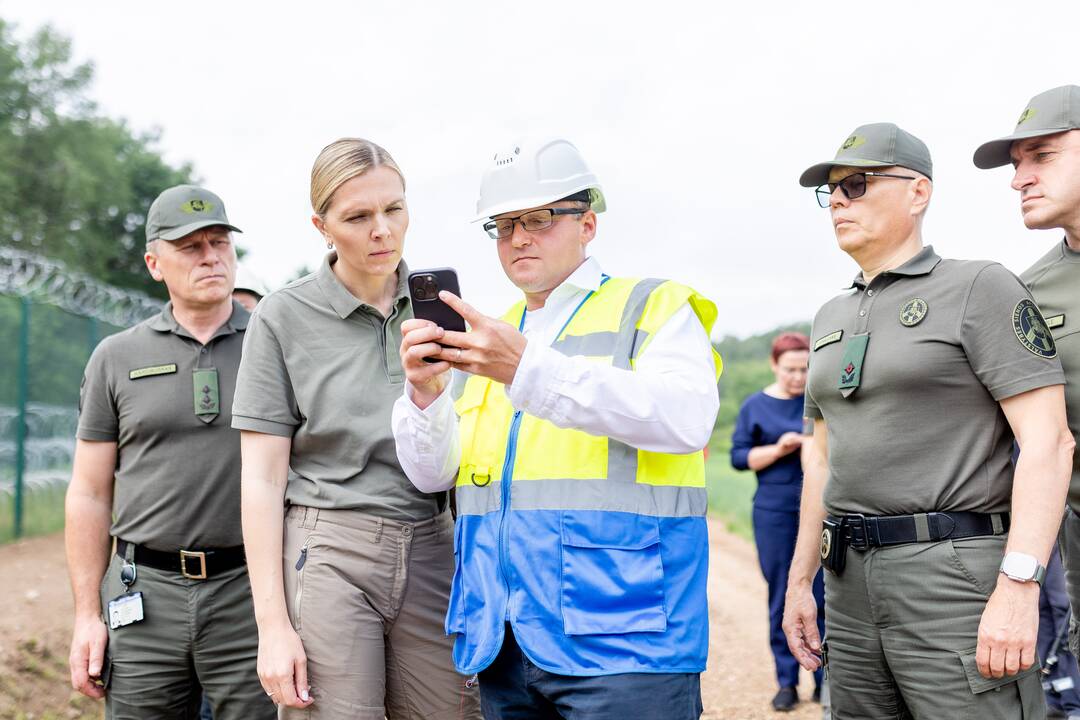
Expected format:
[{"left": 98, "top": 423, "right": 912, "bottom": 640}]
[
  {"left": 559, "top": 511, "right": 667, "bottom": 636},
  {"left": 445, "top": 523, "right": 466, "bottom": 635},
  {"left": 958, "top": 649, "right": 1042, "bottom": 719}
]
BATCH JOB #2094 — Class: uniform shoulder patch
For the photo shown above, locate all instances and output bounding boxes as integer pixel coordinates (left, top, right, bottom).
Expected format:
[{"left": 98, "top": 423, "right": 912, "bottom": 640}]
[
  {"left": 813, "top": 330, "right": 843, "bottom": 351},
  {"left": 1013, "top": 299, "right": 1057, "bottom": 358},
  {"left": 899, "top": 298, "right": 928, "bottom": 327},
  {"left": 129, "top": 363, "right": 178, "bottom": 380}
]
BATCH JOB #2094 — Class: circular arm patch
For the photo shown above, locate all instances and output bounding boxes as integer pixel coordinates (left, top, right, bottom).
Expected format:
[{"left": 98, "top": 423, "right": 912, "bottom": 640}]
[{"left": 1013, "top": 298, "right": 1057, "bottom": 358}]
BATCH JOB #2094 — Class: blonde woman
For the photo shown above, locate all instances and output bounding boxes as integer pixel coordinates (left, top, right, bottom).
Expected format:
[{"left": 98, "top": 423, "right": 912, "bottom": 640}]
[{"left": 233, "top": 139, "right": 480, "bottom": 719}]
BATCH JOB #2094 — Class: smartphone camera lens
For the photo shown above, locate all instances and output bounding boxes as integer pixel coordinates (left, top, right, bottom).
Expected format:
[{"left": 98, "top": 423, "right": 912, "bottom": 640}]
[{"left": 411, "top": 275, "right": 439, "bottom": 301}]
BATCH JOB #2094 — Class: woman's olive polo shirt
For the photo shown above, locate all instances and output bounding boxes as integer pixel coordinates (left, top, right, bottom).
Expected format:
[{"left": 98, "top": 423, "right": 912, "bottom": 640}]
[{"left": 232, "top": 253, "right": 442, "bottom": 521}]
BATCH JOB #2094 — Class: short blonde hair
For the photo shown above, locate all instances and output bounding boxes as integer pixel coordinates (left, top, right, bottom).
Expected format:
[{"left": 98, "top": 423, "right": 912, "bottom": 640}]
[{"left": 310, "top": 138, "right": 405, "bottom": 217}]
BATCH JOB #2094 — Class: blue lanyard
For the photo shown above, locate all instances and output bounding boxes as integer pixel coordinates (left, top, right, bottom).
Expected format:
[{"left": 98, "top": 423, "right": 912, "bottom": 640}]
[{"left": 518, "top": 274, "right": 610, "bottom": 338}]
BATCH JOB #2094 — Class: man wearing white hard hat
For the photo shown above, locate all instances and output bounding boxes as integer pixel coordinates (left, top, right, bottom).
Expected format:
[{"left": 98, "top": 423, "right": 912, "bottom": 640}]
[
  {"left": 391, "top": 137, "right": 722, "bottom": 718},
  {"left": 232, "top": 264, "right": 269, "bottom": 312}
]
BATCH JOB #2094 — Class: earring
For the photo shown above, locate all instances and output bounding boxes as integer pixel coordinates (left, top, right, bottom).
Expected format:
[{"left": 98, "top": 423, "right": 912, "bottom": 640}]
[{"left": 326, "top": 239, "right": 334, "bottom": 249}]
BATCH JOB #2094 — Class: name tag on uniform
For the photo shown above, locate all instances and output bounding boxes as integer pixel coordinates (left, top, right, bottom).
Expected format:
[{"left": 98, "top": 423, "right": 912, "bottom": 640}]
[
  {"left": 814, "top": 330, "right": 843, "bottom": 351},
  {"left": 129, "top": 364, "right": 177, "bottom": 380},
  {"left": 1046, "top": 314, "right": 1065, "bottom": 330},
  {"left": 838, "top": 333, "right": 870, "bottom": 398},
  {"left": 108, "top": 592, "right": 144, "bottom": 629}
]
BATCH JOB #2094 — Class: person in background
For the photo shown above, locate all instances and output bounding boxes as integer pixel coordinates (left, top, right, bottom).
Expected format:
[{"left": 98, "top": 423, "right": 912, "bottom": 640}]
[
  {"left": 731, "top": 332, "right": 824, "bottom": 712},
  {"left": 232, "top": 264, "right": 269, "bottom": 312},
  {"left": 65, "top": 185, "right": 274, "bottom": 720}
]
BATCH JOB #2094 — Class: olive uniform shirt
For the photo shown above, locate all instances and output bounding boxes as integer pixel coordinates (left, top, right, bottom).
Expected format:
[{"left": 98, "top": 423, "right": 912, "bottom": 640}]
[
  {"left": 231, "top": 253, "right": 442, "bottom": 522},
  {"left": 804, "top": 246, "right": 1065, "bottom": 517},
  {"left": 1022, "top": 239, "right": 1080, "bottom": 511},
  {"left": 77, "top": 301, "right": 249, "bottom": 550}
]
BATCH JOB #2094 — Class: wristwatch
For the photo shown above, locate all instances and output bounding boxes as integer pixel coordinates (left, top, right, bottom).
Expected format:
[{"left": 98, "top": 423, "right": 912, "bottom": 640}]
[{"left": 999, "top": 552, "right": 1046, "bottom": 585}]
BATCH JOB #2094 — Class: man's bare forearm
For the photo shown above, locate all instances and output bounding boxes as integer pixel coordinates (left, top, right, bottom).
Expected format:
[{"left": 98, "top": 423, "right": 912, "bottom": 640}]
[
  {"left": 1008, "top": 431, "right": 1073, "bottom": 564},
  {"left": 789, "top": 422, "right": 828, "bottom": 586},
  {"left": 65, "top": 489, "right": 113, "bottom": 619}
]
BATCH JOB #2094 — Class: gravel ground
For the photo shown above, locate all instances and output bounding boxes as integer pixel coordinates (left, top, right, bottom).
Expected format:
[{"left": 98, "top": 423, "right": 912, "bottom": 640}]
[{"left": 0, "top": 519, "right": 824, "bottom": 719}]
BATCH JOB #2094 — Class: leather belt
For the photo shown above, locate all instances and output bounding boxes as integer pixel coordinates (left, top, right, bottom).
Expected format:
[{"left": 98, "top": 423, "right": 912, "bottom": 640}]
[
  {"left": 116, "top": 539, "right": 246, "bottom": 580},
  {"left": 826, "top": 511, "right": 1010, "bottom": 551}
]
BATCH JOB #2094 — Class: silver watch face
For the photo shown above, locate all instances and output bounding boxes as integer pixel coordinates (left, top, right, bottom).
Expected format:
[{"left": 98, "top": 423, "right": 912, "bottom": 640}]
[{"left": 1001, "top": 552, "right": 1039, "bottom": 580}]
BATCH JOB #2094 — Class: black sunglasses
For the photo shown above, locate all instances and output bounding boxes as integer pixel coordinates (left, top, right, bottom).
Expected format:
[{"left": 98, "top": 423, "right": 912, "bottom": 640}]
[{"left": 815, "top": 172, "right": 917, "bottom": 208}]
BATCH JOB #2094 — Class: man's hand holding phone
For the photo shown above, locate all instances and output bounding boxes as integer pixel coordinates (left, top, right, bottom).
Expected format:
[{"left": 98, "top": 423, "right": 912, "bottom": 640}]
[
  {"left": 436, "top": 292, "right": 526, "bottom": 386},
  {"left": 400, "top": 290, "right": 528, "bottom": 409}
]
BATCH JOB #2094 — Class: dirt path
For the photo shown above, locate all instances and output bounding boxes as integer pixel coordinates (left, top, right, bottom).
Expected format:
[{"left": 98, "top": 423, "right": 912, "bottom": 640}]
[{"left": 0, "top": 520, "right": 822, "bottom": 719}]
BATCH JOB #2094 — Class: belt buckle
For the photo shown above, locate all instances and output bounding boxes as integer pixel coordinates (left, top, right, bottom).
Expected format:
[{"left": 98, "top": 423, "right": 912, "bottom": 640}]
[
  {"left": 846, "top": 513, "right": 871, "bottom": 550},
  {"left": 180, "top": 550, "right": 207, "bottom": 580}
]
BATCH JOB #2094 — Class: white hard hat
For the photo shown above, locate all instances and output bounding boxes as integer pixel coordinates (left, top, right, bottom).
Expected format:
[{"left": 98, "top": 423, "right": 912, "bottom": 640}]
[
  {"left": 473, "top": 137, "right": 606, "bottom": 222},
  {"left": 234, "top": 265, "right": 269, "bottom": 298}
]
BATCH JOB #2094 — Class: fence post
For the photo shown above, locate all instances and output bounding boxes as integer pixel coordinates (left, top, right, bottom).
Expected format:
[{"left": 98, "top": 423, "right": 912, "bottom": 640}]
[
  {"left": 88, "top": 316, "right": 99, "bottom": 353},
  {"left": 14, "top": 297, "right": 30, "bottom": 539}
]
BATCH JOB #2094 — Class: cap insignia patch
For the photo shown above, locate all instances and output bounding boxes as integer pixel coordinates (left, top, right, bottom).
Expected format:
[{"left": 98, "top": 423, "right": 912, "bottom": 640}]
[
  {"left": 180, "top": 199, "right": 213, "bottom": 214},
  {"left": 1017, "top": 108, "right": 1037, "bottom": 126},
  {"left": 840, "top": 135, "right": 867, "bottom": 151}
]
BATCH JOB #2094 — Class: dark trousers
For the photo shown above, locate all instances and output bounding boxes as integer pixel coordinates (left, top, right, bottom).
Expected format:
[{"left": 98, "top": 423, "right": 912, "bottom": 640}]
[
  {"left": 1040, "top": 545, "right": 1080, "bottom": 714},
  {"left": 752, "top": 505, "right": 825, "bottom": 690},
  {"left": 477, "top": 626, "right": 703, "bottom": 720}
]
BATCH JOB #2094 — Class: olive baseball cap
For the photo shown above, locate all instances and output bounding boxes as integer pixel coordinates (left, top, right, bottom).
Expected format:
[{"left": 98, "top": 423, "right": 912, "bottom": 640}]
[
  {"left": 973, "top": 85, "right": 1080, "bottom": 169},
  {"left": 799, "top": 123, "right": 933, "bottom": 187},
  {"left": 145, "top": 185, "right": 242, "bottom": 242}
]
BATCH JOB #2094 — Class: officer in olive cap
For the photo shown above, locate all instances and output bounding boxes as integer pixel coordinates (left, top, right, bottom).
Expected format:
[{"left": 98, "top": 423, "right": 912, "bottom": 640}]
[
  {"left": 975, "top": 85, "right": 1080, "bottom": 672},
  {"left": 65, "top": 185, "right": 275, "bottom": 719},
  {"left": 782, "top": 123, "right": 1073, "bottom": 718}
]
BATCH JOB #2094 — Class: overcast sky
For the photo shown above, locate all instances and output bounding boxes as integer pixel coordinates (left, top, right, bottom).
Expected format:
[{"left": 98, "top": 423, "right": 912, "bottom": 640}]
[{"left": 3, "top": 0, "right": 1078, "bottom": 338}]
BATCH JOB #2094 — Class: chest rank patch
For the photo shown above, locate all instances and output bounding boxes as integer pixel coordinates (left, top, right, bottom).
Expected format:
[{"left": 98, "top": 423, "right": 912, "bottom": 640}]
[
  {"left": 1013, "top": 299, "right": 1057, "bottom": 358},
  {"left": 129, "top": 363, "right": 177, "bottom": 380},
  {"left": 899, "top": 298, "right": 928, "bottom": 327}
]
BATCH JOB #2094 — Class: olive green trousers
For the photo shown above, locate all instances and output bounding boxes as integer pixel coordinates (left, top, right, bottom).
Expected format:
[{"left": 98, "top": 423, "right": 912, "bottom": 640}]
[
  {"left": 100, "top": 548, "right": 274, "bottom": 720},
  {"left": 824, "top": 535, "right": 1044, "bottom": 720}
]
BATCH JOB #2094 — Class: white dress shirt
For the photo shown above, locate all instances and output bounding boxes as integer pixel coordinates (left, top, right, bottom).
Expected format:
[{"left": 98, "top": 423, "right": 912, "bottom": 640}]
[{"left": 391, "top": 256, "right": 720, "bottom": 493}]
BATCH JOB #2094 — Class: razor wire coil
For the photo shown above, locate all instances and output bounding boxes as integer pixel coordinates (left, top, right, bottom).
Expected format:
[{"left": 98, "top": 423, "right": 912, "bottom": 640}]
[{"left": 0, "top": 246, "right": 162, "bottom": 326}]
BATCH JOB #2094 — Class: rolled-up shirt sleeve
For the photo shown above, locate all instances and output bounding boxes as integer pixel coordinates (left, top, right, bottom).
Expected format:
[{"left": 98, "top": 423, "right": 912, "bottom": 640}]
[
  {"left": 391, "top": 378, "right": 461, "bottom": 493},
  {"left": 505, "top": 304, "right": 719, "bottom": 454}
]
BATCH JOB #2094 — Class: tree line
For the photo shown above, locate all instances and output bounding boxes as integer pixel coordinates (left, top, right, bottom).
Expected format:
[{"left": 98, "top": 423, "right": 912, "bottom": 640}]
[{"left": 0, "top": 18, "right": 194, "bottom": 299}]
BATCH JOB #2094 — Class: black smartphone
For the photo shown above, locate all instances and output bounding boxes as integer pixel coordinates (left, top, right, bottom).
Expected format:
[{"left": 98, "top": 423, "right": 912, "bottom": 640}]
[{"left": 408, "top": 268, "right": 466, "bottom": 363}]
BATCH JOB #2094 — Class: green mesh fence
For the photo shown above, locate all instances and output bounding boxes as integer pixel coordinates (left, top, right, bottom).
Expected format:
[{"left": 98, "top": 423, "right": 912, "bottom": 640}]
[{"left": 0, "top": 248, "right": 160, "bottom": 542}]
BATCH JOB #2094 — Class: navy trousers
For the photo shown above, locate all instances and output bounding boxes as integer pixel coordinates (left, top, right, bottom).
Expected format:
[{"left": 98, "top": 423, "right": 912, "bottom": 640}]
[
  {"left": 1039, "top": 545, "right": 1080, "bottom": 714},
  {"left": 477, "top": 625, "right": 703, "bottom": 720},
  {"left": 752, "top": 505, "right": 825, "bottom": 690}
]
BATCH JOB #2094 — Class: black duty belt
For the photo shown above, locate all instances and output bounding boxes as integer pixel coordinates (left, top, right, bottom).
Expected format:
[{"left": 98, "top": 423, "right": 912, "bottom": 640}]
[
  {"left": 827, "top": 511, "right": 1010, "bottom": 551},
  {"left": 116, "top": 539, "right": 246, "bottom": 580}
]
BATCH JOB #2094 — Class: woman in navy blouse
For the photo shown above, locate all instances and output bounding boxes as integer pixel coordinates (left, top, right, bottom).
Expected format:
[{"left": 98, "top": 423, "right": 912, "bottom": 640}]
[{"left": 731, "top": 332, "right": 824, "bottom": 713}]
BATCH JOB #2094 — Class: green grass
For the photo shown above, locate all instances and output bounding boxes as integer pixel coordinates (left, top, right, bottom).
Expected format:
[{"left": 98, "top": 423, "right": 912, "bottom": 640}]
[
  {"left": 0, "top": 433, "right": 758, "bottom": 545},
  {"left": 0, "top": 483, "right": 67, "bottom": 543},
  {"left": 705, "top": 430, "right": 756, "bottom": 541}
]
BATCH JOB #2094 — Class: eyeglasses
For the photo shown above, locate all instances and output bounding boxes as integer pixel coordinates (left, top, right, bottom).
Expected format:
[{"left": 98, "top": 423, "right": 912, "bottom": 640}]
[
  {"left": 482, "top": 207, "right": 586, "bottom": 240},
  {"left": 815, "top": 172, "right": 917, "bottom": 208}
]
